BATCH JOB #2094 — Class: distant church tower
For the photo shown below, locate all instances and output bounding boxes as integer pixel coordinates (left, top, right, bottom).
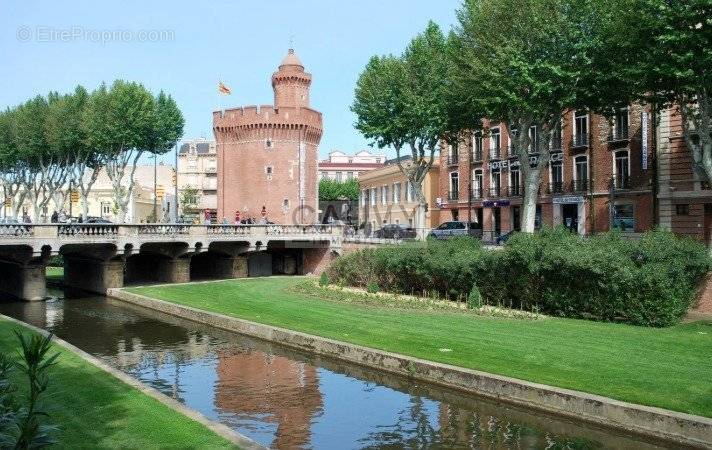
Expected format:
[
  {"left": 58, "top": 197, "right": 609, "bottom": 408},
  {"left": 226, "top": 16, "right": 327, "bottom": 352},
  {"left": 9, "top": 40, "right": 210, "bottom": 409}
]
[{"left": 214, "top": 49, "right": 322, "bottom": 224}]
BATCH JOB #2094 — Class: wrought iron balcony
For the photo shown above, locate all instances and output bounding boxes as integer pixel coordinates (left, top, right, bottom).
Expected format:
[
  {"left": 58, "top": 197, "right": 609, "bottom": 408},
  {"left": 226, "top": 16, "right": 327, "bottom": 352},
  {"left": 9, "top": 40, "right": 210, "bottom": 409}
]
[
  {"left": 571, "top": 179, "right": 590, "bottom": 193},
  {"left": 608, "top": 127, "right": 629, "bottom": 143},
  {"left": 472, "top": 150, "right": 483, "bottom": 162},
  {"left": 507, "top": 185, "right": 523, "bottom": 197},
  {"left": 548, "top": 181, "right": 565, "bottom": 194},
  {"left": 613, "top": 176, "right": 631, "bottom": 190},
  {"left": 488, "top": 186, "right": 503, "bottom": 198},
  {"left": 447, "top": 154, "right": 460, "bottom": 166},
  {"left": 470, "top": 188, "right": 483, "bottom": 200},
  {"left": 571, "top": 134, "right": 589, "bottom": 149}
]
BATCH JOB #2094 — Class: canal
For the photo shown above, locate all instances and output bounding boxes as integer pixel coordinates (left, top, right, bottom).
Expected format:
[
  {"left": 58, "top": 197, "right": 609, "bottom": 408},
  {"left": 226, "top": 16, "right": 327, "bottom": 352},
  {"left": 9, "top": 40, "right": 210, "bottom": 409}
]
[{"left": 0, "top": 289, "right": 679, "bottom": 449}]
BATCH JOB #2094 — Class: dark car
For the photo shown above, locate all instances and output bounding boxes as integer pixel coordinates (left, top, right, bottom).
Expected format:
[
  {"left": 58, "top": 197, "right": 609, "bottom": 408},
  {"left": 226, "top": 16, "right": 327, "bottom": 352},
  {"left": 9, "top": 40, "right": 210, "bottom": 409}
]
[
  {"left": 428, "top": 221, "right": 482, "bottom": 239},
  {"left": 373, "top": 224, "right": 417, "bottom": 239},
  {"left": 85, "top": 217, "right": 113, "bottom": 224}
]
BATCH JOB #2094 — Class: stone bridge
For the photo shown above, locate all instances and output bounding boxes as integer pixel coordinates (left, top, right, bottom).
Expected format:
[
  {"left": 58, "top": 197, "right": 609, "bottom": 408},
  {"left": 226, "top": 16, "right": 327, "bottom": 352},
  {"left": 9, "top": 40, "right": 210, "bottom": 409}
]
[{"left": 0, "top": 223, "right": 342, "bottom": 301}]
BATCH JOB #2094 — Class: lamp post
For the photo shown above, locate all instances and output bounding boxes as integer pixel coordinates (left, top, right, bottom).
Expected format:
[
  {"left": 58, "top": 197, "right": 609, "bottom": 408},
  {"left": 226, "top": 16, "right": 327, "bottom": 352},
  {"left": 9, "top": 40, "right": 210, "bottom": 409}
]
[
  {"left": 153, "top": 153, "right": 158, "bottom": 223},
  {"left": 174, "top": 143, "right": 179, "bottom": 222}
]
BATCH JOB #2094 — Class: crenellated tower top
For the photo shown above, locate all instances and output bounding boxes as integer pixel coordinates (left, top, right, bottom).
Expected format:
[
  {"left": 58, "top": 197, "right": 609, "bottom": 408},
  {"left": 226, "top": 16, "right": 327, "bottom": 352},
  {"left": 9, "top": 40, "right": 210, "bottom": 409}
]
[{"left": 272, "top": 48, "right": 312, "bottom": 109}]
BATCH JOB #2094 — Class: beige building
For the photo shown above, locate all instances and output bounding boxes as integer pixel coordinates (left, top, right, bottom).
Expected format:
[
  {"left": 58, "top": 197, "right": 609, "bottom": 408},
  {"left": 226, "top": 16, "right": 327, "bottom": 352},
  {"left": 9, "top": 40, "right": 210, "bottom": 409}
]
[
  {"left": 178, "top": 138, "right": 218, "bottom": 218},
  {"left": 86, "top": 164, "right": 176, "bottom": 222},
  {"left": 358, "top": 159, "right": 440, "bottom": 233},
  {"left": 318, "top": 150, "right": 386, "bottom": 181}
]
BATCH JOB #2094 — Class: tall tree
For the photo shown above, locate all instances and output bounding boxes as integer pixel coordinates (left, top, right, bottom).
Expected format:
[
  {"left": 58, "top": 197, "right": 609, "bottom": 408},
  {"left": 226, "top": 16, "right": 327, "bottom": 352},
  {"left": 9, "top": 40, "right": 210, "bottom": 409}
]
[
  {"left": 0, "top": 108, "right": 22, "bottom": 218},
  {"left": 84, "top": 80, "right": 155, "bottom": 223},
  {"left": 353, "top": 22, "right": 456, "bottom": 237},
  {"left": 453, "top": 0, "right": 588, "bottom": 232},
  {"left": 588, "top": 0, "right": 712, "bottom": 183}
]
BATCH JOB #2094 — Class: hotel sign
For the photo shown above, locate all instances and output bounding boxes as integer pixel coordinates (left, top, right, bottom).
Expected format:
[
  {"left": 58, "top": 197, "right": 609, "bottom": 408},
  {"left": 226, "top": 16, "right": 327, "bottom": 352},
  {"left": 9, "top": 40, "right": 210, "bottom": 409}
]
[
  {"left": 488, "top": 151, "right": 563, "bottom": 170},
  {"left": 552, "top": 195, "right": 584, "bottom": 204},
  {"left": 642, "top": 112, "right": 649, "bottom": 171}
]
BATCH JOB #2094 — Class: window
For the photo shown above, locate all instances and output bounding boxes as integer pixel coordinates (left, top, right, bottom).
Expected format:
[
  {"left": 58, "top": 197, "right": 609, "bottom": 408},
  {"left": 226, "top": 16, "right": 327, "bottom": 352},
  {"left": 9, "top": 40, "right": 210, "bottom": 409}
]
[
  {"left": 449, "top": 144, "right": 459, "bottom": 160},
  {"left": 612, "top": 107, "right": 629, "bottom": 140},
  {"left": 473, "top": 169, "right": 483, "bottom": 198},
  {"left": 360, "top": 190, "right": 366, "bottom": 207},
  {"left": 552, "top": 121, "right": 563, "bottom": 150},
  {"left": 265, "top": 166, "right": 273, "bottom": 180},
  {"left": 528, "top": 125, "right": 539, "bottom": 153},
  {"left": 491, "top": 169, "right": 501, "bottom": 196},
  {"left": 509, "top": 125, "right": 519, "bottom": 154},
  {"left": 573, "top": 155, "right": 588, "bottom": 192},
  {"left": 320, "top": 172, "right": 328, "bottom": 180},
  {"left": 393, "top": 182, "right": 401, "bottom": 203},
  {"left": 472, "top": 131, "right": 483, "bottom": 160},
  {"left": 335, "top": 171, "right": 343, "bottom": 182},
  {"left": 510, "top": 166, "right": 521, "bottom": 196},
  {"left": 614, "top": 150, "right": 630, "bottom": 189},
  {"left": 490, "top": 127, "right": 501, "bottom": 159},
  {"left": 347, "top": 171, "right": 354, "bottom": 180},
  {"left": 550, "top": 160, "right": 563, "bottom": 193},
  {"left": 370, "top": 188, "right": 377, "bottom": 206},
  {"left": 449, "top": 172, "right": 459, "bottom": 200},
  {"left": 676, "top": 204, "right": 690, "bottom": 215},
  {"left": 574, "top": 110, "right": 588, "bottom": 147},
  {"left": 265, "top": 139, "right": 274, "bottom": 149},
  {"left": 282, "top": 199, "right": 289, "bottom": 210},
  {"left": 101, "top": 202, "right": 111, "bottom": 216},
  {"left": 382, "top": 185, "right": 389, "bottom": 205},
  {"left": 407, "top": 182, "right": 415, "bottom": 202},
  {"left": 612, "top": 204, "right": 635, "bottom": 231}
]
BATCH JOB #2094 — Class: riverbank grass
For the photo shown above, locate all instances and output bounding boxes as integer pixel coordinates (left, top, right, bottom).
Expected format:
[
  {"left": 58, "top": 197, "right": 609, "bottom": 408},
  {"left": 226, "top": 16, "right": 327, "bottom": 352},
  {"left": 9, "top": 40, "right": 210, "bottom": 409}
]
[
  {"left": 45, "top": 266, "right": 63, "bottom": 282},
  {"left": 128, "top": 277, "right": 712, "bottom": 418},
  {"left": 0, "top": 318, "right": 235, "bottom": 449}
]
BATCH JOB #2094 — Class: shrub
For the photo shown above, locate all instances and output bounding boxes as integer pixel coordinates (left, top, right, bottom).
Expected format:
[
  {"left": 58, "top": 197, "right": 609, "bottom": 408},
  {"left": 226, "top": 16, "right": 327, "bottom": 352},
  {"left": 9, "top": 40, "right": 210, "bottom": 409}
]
[
  {"left": 467, "top": 285, "right": 482, "bottom": 309},
  {"left": 366, "top": 280, "right": 380, "bottom": 294},
  {"left": 327, "top": 229, "right": 710, "bottom": 327},
  {"left": 318, "top": 272, "right": 329, "bottom": 287}
]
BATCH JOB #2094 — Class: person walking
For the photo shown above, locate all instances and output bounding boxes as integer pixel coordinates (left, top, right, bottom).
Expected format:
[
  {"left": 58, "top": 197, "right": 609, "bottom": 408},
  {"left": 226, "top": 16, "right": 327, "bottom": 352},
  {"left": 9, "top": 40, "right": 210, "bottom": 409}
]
[
  {"left": 204, "top": 209, "right": 211, "bottom": 225},
  {"left": 50, "top": 210, "right": 59, "bottom": 223},
  {"left": 234, "top": 210, "right": 241, "bottom": 225}
]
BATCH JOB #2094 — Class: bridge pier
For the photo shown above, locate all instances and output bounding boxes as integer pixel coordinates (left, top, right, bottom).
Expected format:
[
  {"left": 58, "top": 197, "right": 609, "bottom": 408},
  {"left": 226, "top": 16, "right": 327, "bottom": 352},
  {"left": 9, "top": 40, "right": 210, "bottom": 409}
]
[
  {"left": 155, "top": 257, "right": 191, "bottom": 284},
  {"left": 0, "top": 259, "right": 47, "bottom": 301},
  {"left": 64, "top": 256, "right": 125, "bottom": 295},
  {"left": 301, "top": 246, "right": 337, "bottom": 275}
]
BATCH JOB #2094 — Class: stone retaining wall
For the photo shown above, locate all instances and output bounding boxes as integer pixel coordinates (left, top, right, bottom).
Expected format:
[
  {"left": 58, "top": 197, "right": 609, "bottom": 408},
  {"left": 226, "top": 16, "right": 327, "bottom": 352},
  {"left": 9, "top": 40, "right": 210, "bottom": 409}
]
[{"left": 108, "top": 288, "right": 712, "bottom": 449}]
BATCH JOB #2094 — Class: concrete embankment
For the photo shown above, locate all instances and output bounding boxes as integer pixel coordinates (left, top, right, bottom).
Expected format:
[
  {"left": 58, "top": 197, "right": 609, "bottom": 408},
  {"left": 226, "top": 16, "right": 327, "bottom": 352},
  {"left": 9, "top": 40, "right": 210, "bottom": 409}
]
[
  {"left": 0, "top": 313, "right": 265, "bottom": 450},
  {"left": 108, "top": 287, "right": 712, "bottom": 449}
]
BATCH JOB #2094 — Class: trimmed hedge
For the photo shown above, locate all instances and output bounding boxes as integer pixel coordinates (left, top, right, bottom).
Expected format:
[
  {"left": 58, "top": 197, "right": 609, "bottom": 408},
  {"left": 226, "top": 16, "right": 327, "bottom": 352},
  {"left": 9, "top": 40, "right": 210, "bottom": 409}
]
[{"left": 328, "top": 229, "right": 710, "bottom": 326}]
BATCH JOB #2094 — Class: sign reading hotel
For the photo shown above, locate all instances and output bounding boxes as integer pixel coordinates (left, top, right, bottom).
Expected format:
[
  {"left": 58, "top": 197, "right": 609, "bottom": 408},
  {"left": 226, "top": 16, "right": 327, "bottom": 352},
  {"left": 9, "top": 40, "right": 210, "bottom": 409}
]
[{"left": 488, "top": 151, "right": 563, "bottom": 170}]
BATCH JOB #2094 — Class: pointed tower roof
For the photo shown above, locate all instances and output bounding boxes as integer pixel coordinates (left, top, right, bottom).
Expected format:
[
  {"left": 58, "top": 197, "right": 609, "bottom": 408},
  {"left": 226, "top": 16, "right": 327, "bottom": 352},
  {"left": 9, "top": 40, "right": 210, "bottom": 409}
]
[{"left": 279, "top": 48, "right": 304, "bottom": 69}]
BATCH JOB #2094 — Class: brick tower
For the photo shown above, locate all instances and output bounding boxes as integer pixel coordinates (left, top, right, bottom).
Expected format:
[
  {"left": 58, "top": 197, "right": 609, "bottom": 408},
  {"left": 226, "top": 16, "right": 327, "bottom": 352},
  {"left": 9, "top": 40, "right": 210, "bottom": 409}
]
[{"left": 214, "top": 49, "right": 322, "bottom": 224}]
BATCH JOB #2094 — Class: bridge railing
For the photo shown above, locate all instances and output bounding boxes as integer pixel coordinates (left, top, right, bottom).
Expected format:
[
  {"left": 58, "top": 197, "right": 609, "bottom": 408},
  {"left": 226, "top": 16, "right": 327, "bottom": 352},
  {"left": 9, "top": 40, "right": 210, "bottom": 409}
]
[{"left": 0, "top": 223, "right": 343, "bottom": 240}]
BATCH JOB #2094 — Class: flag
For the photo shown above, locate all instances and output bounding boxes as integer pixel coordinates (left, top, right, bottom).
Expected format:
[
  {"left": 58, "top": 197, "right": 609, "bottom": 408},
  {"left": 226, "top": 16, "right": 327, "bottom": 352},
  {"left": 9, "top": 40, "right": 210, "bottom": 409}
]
[{"left": 218, "top": 81, "right": 232, "bottom": 95}]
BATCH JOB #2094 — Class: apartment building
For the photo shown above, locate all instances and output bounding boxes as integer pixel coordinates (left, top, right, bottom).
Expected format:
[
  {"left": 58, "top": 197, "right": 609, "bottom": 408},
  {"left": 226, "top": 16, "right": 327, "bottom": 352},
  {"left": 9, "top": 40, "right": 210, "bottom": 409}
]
[
  {"left": 177, "top": 138, "right": 218, "bottom": 218},
  {"left": 436, "top": 105, "right": 654, "bottom": 240},
  {"left": 318, "top": 150, "right": 386, "bottom": 182},
  {"left": 358, "top": 159, "right": 440, "bottom": 233}
]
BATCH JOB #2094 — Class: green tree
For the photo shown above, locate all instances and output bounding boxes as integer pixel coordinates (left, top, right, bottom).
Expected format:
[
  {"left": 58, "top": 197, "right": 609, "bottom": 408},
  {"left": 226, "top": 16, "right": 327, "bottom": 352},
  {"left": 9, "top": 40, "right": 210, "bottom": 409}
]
[
  {"left": 318, "top": 178, "right": 359, "bottom": 201},
  {"left": 353, "top": 22, "right": 457, "bottom": 238},
  {"left": 0, "top": 108, "right": 24, "bottom": 219},
  {"left": 587, "top": 0, "right": 712, "bottom": 183},
  {"left": 452, "top": 0, "right": 588, "bottom": 232}
]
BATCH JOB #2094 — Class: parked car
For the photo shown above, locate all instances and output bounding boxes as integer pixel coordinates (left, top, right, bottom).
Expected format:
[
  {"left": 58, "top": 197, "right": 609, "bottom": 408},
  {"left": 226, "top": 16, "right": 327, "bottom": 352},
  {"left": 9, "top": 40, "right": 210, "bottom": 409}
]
[
  {"left": 373, "top": 224, "right": 417, "bottom": 239},
  {"left": 428, "top": 221, "right": 483, "bottom": 239},
  {"left": 85, "top": 217, "right": 113, "bottom": 224},
  {"left": 0, "top": 218, "right": 19, "bottom": 224}
]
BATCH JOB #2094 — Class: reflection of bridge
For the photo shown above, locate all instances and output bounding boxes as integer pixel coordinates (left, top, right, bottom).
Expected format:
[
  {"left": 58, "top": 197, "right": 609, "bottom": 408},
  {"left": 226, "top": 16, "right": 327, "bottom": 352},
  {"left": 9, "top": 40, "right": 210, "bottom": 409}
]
[{"left": 0, "top": 224, "right": 342, "bottom": 301}]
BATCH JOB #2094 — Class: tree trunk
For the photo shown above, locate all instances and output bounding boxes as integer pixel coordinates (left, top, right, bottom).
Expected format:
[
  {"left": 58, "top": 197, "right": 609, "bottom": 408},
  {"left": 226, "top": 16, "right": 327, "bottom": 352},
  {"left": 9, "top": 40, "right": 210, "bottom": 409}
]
[{"left": 521, "top": 169, "right": 541, "bottom": 232}]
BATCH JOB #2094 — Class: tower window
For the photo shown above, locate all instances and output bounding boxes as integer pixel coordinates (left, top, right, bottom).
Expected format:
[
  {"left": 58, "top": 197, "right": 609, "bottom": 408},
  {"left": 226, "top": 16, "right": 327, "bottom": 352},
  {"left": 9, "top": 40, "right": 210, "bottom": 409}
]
[
  {"left": 283, "top": 199, "right": 290, "bottom": 210},
  {"left": 265, "top": 166, "right": 273, "bottom": 180},
  {"left": 265, "top": 139, "right": 274, "bottom": 149}
]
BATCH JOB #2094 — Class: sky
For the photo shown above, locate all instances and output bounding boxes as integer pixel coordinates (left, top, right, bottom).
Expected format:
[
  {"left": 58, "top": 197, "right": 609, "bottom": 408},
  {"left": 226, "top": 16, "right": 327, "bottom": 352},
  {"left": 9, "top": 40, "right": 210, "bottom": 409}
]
[{"left": 0, "top": 0, "right": 461, "bottom": 164}]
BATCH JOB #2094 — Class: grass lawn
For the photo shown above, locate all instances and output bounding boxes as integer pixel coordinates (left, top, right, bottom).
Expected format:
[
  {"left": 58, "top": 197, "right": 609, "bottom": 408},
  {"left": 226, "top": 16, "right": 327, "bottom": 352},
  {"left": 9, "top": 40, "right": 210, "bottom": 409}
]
[
  {"left": 46, "top": 266, "right": 63, "bottom": 282},
  {"left": 0, "top": 319, "right": 235, "bottom": 449},
  {"left": 129, "top": 277, "right": 712, "bottom": 418}
]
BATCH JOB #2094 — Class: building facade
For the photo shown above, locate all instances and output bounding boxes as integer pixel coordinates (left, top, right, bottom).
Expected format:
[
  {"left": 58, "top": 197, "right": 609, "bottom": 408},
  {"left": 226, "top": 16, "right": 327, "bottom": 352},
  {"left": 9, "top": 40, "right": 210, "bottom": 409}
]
[
  {"left": 213, "top": 49, "right": 322, "bottom": 224},
  {"left": 358, "top": 160, "right": 440, "bottom": 233},
  {"left": 318, "top": 150, "right": 386, "bottom": 181},
  {"left": 177, "top": 138, "right": 218, "bottom": 218},
  {"left": 436, "top": 105, "right": 654, "bottom": 240},
  {"left": 657, "top": 107, "right": 712, "bottom": 245}
]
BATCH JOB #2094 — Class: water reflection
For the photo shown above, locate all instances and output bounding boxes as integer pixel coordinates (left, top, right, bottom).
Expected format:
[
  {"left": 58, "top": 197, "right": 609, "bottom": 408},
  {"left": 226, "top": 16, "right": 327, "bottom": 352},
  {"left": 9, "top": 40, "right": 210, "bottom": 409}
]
[{"left": 0, "top": 291, "right": 679, "bottom": 450}]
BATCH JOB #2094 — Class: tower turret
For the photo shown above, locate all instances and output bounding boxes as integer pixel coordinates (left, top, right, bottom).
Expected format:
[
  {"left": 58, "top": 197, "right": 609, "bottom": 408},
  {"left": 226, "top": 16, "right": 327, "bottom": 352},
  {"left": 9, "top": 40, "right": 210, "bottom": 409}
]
[{"left": 271, "top": 48, "right": 312, "bottom": 108}]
